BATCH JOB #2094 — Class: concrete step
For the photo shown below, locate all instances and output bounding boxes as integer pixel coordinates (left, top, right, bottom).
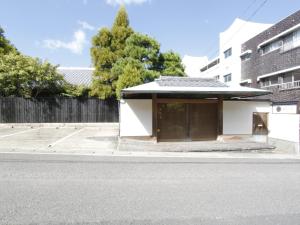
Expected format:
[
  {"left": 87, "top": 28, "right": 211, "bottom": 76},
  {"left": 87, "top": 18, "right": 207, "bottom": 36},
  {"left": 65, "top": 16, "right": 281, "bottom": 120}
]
[{"left": 119, "top": 138, "right": 275, "bottom": 152}]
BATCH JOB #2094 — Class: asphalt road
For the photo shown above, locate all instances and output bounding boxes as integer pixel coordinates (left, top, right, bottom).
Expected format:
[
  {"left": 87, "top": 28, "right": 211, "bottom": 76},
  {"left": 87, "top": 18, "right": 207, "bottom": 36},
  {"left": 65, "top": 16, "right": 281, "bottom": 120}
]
[{"left": 1, "top": 153, "right": 300, "bottom": 225}]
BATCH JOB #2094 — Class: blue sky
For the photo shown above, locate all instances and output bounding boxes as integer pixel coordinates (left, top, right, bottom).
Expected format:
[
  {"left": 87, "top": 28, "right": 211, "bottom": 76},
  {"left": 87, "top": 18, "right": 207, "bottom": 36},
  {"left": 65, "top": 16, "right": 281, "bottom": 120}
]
[{"left": 1, "top": 0, "right": 300, "bottom": 67}]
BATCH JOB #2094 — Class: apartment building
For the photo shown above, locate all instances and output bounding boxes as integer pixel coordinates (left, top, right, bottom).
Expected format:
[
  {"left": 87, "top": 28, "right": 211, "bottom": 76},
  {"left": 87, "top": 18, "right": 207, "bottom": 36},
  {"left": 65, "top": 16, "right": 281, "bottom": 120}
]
[
  {"left": 241, "top": 10, "right": 300, "bottom": 105},
  {"left": 199, "top": 18, "right": 272, "bottom": 84},
  {"left": 187, "top": 12, "right": 300, "bottom": 153},
  {"left": 240, "top": 10, "right": 300, "bottom": 153}
]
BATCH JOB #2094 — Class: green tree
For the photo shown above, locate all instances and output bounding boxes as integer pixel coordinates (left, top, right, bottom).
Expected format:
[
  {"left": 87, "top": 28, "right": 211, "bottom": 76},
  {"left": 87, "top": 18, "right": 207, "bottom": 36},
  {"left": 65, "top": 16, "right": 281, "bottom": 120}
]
[
  {"left": 116, "top": 63, "right": 143, "bottom": 99},
  {"left": 64, "top": 84, "right": 90, "bottom": 97},
  {"left": 111, "top": 6, "right": 133, "bottom": 57},
  {"left": 90, "top": 7, "right": 185, "bottom": 100},
  {"left": 90, "top": 6, "right": 133, "bottom": 99},
  {"left": 0, "top": 27, "right": 89, "bottom": 98},
  {"left": 0, "top": 26, "right": 17, "bottom": 55},
  {"left": 125, "top": 33, "right": 160, "bottom": 69},
  {"left": 124, "top": 33, "right": 161, "bottom": 82},
  {"left": 90, "top": 28, "right": 115, "bottom": 99},
  {"left": 112, "top": 57, "right": 144, "bottom": 98},
  {"left": 111, "top": 57, "right": 143, "bottom": 79},
  {"left": 161, "top": 51, "right": 185, "bottom": 76},
  {"left": 0, "top": 53, "right": 66, "bottom": 97}
]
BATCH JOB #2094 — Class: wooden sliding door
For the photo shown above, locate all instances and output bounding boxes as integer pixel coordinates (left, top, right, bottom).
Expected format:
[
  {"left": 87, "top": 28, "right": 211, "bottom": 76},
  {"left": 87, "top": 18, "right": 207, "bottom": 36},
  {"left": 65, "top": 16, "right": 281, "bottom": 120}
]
[
  {"left": 157, "top": 101, "right": 218, "bottom": 142},
  {"left": 157, "top": 103, "right": 188, "bottom": 141},
  {"left": 189, "top": 103, "right": 218, "bottom": 141}
]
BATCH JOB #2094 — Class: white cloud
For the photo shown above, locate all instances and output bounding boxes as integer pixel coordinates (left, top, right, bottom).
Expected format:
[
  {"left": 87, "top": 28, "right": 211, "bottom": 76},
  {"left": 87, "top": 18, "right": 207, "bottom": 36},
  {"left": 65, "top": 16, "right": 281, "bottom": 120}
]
[
  {"left": 106, "top": 0, "right": 149, "bottom": 6},
  {"left": 43, "top": 30, "right": 86, "bottom": 54},
  {"left": 78, "top": 20, "right": 95, "bottom": 31}
]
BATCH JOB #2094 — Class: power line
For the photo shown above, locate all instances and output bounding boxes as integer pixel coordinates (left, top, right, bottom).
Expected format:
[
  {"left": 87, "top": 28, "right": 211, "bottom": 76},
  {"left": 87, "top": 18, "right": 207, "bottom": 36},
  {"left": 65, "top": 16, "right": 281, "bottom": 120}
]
[
  {"left": 205, "top": 0, "right": 269, "bottom": 59},
  {"left": 240, "top": 0, "right": 259, "bottom": 17},
  {"left": 207, "top": 0, "right": 269, "bottom": 58},
  {"left": 201, "top": 0, "right": 259, "bottom": 57}
]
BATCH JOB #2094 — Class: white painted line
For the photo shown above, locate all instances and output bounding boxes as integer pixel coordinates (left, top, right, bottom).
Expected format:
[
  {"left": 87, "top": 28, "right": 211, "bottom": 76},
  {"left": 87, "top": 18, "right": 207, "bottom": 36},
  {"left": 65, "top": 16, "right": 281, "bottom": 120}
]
[
  {"left": 0, "top": 128, "right": 40, "bottom": 139},
  {"left": 48, "top": 128, "right": 85, "bottom": 148}
]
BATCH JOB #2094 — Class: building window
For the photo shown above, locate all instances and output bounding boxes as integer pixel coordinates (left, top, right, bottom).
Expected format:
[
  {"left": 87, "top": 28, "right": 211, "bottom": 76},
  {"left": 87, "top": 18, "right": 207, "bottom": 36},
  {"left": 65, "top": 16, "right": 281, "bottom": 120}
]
[
  {"left": 224, "top": 48, "right": 232, "bottom": 58},
  {"left": 241, "top": 53, "right": 251, "bottom": 61},
  {"left": 293, "top": 71, "right": 300, "bottom": 81},
  {"left": 260, "top": 71, "right": 300, "bottom": 90},
  {"left": 282, "top": 29, "right": 300, "bottom": 52},
  {"left": 200, "top": 58, "right": 220, "bottom": 72},
  {"left": 269, "top": 76, "right": 279, "bottom": 85},
  {"left": 224, "top": 74, "right": 232, "bottom": 82},
  {"left": 283, "top": 73, "right": 293, "bottom": 83},
  {"left": 214, "top": 75, "right": 220, "bottom": 80},
  {"left": 261, "top": 39, "right": 282, "bottom": 55},
  {"left": 241, "top": 82, "right": 251, "bottom": 87},
  {"left": 260, "top": 78, "right": 270, "bottom": 88}
]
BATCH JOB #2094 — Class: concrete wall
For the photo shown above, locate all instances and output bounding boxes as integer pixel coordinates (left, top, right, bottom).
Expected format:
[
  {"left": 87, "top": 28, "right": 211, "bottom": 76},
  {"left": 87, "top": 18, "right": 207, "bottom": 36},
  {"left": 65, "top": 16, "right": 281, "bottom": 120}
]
[
  {"left": 223, "top": 101, "right": 271, "bottom": 135},
  {"left": 120, "top": 99, "right": 152, "bottom": 137},
  {"left": 269, "top": 113, "right": 300, "bottom": 142},
  {"left": 224, "top": 101, "right": 300, "bottom": 153},
  {"left": 182, "top": 55, "right": 208, "bottom": 77},
  {"left": 268, "top": 113, "right": 300, "bottom": 153}
]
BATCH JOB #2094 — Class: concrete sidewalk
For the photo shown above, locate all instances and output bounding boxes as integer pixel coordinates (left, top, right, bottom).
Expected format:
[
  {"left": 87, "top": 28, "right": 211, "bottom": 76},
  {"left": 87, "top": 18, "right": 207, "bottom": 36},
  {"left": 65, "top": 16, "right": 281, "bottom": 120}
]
[
  {"left": 119, "top": 137, "right": 275, "bottom": 152},
  {"left": 2, "top": 149, "right": 300, "bottom": 160}
]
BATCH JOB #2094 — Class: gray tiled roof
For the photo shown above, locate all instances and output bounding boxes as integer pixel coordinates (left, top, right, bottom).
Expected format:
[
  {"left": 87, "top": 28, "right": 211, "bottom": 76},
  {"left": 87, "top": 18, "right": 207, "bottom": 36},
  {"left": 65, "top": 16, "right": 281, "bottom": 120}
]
[
  {"left": 156, "top": 76, "right": 228, "bottom": 87},
  {"left": 57, "top": 67, "right": 94, "bottom": 86}
]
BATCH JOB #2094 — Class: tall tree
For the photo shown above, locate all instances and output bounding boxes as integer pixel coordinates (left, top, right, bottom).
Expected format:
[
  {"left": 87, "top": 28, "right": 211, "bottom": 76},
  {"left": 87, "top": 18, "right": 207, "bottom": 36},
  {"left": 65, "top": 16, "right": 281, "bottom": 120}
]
[
  {"left": 124, "top": 33, "right": 160, "bottom": 68},
  {"left": 90, "top": 28, "right": 115, "bottom": 99},
  {"left": 111, "top": 6, "right": 133, "bottom": 57},
  {"left": 90, "top": 6, "right": 133, "bottom": 99},
  {"left": 124, "top": 33, "right": 161, "bottom": 81},
  {"left": 115, "top": 62, "right": 143, "bottom": 99},
  {"left": 90, "top": 7, "right": 186, "bottom": 99},
  {"left": 161, "top": 51, "right": 185, "bottom": 76},
  {"left": 0, "top": 26, "right": 17, "bottom": 55}
]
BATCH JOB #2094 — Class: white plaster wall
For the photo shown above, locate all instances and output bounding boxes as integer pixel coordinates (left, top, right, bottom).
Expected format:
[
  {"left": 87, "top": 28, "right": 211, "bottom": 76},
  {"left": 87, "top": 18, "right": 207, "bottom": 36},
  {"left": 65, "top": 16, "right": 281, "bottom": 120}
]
[
  {"left": 269, "top": 114, "right": 300, "bottom": 142},
  {"left": 272, "top": 104, "right": 297, "bottom": 114},
  {"left": 182, "top": 55, "right": 208, "bottom": 77},
  {"left": 219, "top": 19, "right": 272, "bottom": 84},
  {"left": 120, "top": 99, "right": 152, "bottom": 137},
  {"left": 223, "top": 101, "right": 271, "bottom": 135}
]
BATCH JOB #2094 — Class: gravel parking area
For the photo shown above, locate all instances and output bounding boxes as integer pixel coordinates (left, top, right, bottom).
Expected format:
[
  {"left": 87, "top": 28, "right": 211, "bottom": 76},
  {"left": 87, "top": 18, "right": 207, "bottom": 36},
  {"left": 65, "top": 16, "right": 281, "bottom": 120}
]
[{"left": 0, "top": 124, "right": 119, "bottom": 154}]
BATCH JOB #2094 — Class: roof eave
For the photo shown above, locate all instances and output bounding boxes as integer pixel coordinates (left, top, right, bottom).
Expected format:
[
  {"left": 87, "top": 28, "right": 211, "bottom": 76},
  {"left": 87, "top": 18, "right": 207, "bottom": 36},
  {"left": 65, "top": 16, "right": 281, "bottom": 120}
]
[{"left": 122, "top": 89, "right": 271, "bottom": 97}]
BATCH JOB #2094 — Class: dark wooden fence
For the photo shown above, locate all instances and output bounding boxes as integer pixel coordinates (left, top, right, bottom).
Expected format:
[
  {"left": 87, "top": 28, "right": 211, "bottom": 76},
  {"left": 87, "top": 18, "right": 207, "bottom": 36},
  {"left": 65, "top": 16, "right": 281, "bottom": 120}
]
[{"left": 0, "top": 97, "right": 119, "bottom": 123}]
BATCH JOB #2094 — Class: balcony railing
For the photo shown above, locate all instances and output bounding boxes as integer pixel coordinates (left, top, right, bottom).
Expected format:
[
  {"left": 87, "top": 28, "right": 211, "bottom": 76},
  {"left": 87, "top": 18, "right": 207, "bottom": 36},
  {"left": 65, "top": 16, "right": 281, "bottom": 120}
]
[{"left": 261, "top": 80, "right": 300, "bottom": 90}]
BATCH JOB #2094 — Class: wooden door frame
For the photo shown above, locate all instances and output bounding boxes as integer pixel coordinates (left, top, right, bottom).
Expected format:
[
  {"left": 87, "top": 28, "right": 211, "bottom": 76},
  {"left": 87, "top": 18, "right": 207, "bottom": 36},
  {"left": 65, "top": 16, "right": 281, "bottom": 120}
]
[
  {"left": 252, "top": 112, "right": 269, "bottom": 135},
  {"left": 156, "top": 98, "right": 218, "bottom": 104},
  {"left": 218, "top": 97, "right": 223, "bottom": 135},
  {"left": 153, "top": 97, "right": 223, "bottom": 142},
  {"left": 152, "top": 94, "right": 158, "bottom": 138}
]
